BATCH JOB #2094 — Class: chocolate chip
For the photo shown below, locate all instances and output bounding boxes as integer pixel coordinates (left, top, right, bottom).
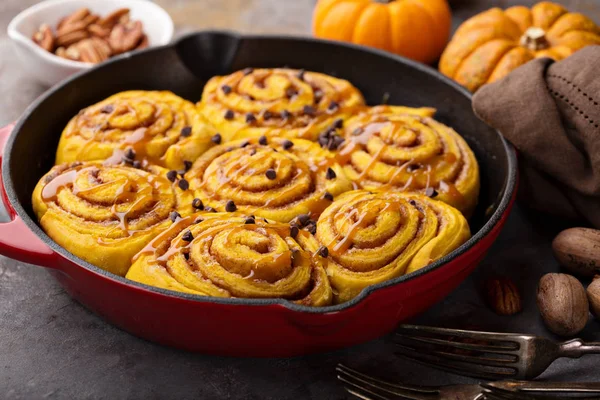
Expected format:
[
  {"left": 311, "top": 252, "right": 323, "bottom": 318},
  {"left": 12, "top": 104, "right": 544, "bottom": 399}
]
[
  {"left": 240, "top": 140, "right": 250, "bottom": 148},
  {"left": 328, "top": 101, "right": 339, "bottom": 111},
  {"left": 100, "top": 105, "right": 114, "bottom": 114},
  {"left": 178, "top": 179, "right": 189, "bottom": 191},
  {"left": 263, "top": 218, "right": 269, "bottom": 223},
  {"left": 211, "top": 133, "right": 222, "bottom": 144},
  {"left": 285, "top": 87, "right": 298, "bottom": 99},
  {"left": 282, "top": 139, "right": 294, "bottom": 150},
  {"left": 249, "top": 149, "right": 257, "bottom": 156},
  {"left": 325, "top": 167, "right": 336, "bottom": 180},
  {"left": 245, "top": 113, "right": 257, "bottom": 124},
  {"left": 297, "top": 214, "right": 310, "bottom": 226},
  {"left": 225, "top": 200, "right": 237, "bottom": 212},
  {"left": 243, "top": 67, "right": 253, "bottom": 75},
  {"left": 297, "top": 69, "right": 306, "bottom": 81},
  {"left": 205, "top": 206, "right": 217, "bottom": 213},
  {"left": 180, "top": 126, "right": 192, "bottom": 137},
  {"left": 194, "top": 217, "right": 204, "bottom": 224},
  {"left": 132, "top": 160, "right": 142, "bottom": 169},
  {"left": 263, "top": 111, "right": 273, "bottom": 121},
  {"left": 167, "top": 170, "right": 178, "bottom": 182},
  {"left": 352, "top": 127, "right": 364, "bottom": 136},
  {"left": 290, "top": 225, "right": 299, "bottom": 238},
  {"left": 425, "top": 187, "right": 438, "bottom": 198},
  {"left": 314, "top": 90, "right": 323, "bottom": 104},
  {"left": 224, "top": 110, "right": 235, "bottom": 120},
  {"left": 183, "top": 251, "right": 190, "bottom": 260},
  {"left": 281, "top": 110, "right": 291, "bottom": 120},
  {"left": 192, "top": 198, "right": 204, "bottom": 210},
  {"left": 318, "top": 246, "right": 328, "bottom": 258},
  {"left": 303, "top": 105, "right": 316, "bottom": 116},
  {"left": 265, "top": 169, "right": 276, "bottom": 180},
  {"left": 245, "top": 217, "right": 255, "bottom": 224},
  {"left": 305, "top": 220, "right": 317, "bottom": 235},
  {"left": 182, "top": 230, "right": 194, "bottom": 242},
  {"left": 331, "top": 119, "right": 344, "bottom": 130},
  {"left": 406, "top": 164, "right": 420, "bottom": 172},
  {"left": 169, "top": 211, "right": 181, "bottom": 222},
  {"left": 258, "top": 135, "right": 268, "bottom": 145},
  {"left": 323, "top": 192, "right": 334, "bottom": 201},
  {"left": 409, "top": 200, "right": 417, "bottom": 206},
  {"left": 177, "top": 169, "right": 187, "bottom": 177},
  {"left": 221, "top": 85, "right": 232, "bottom": 95},
  {"left": 183, "top": 160, "right": 193, "bottom": 171}
]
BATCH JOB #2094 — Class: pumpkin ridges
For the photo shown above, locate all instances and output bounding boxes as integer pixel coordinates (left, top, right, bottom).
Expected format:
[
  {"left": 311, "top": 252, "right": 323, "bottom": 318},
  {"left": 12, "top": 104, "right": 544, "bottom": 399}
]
[
  {"left": 547, "top": 13, "right": 600, "bottom": 40},
  {"left": 534, "top": 45, "right": 573, "bottom": 60},
  {"left": 558, "top": 30, "right": 600, "bottom": 51},
  {"left": 312, "top": 0, "right": 345, "bottom": 35},
  {"left": 454, "top": 39, "right": 516, "bottom": 92},
  {"left": 532, "top": 1, "right": 568, "bottom": 30},
  {"left": 487, "top": 47, "right": 534, "bottom": 84},
  {"left": 440, "top": 28, "right": 517, "bottom": 79},
  {"left": 388, "top": 1, "right": 436, "bottom": 62},
  {"left": 352, "top": 3, "right": 392, "bottom": 51},
  {"left": 454, "top": 8, "right": 521, "bottom": 40},
  {"left": 318, "top": 1, "right": 371, "bottom": 41},
  {"left": 505, "top": 6, "right": 533, "bottom": 32},
  {"left": 410, "top": 0, "right": 452, "bottom": 63}
]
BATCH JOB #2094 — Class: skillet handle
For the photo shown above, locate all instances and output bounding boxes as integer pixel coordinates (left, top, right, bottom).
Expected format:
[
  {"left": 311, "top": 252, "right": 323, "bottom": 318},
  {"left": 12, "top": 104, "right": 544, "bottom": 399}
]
[{"left": 0, "top": 123, "right": 59, "bottom": 268}]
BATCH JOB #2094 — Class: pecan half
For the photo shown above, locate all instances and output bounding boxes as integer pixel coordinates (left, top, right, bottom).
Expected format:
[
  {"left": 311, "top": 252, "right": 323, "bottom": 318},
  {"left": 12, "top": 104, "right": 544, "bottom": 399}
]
[
  {"left": 109, "top": 21, "right": 143, "bottom": 54},
  {"left": 98, "top": 8, "right": 130, "bottom": 29},
  {"left": 87, "top": 24, "right": 111, "bottom": 38},
  {"left": 77, "top": 37, "right": 112, "bottom": 63},
  {"left": 485, "top": 277, "right": 522, "bottom": 316},
  {"left": 64, "top": 45, "right": 82, "bottom": 62},
  {"left": 58, "top": 8, "right": 90, "bottom": 29},
  {"left": 32, "top": 24, "right": 55, "bottom": 52},
  {"left": 136, "top": 34, "right": 149, "bottom": 50},
  {"left": 55, "top": 29, "right": 89, "bottom": 48}
]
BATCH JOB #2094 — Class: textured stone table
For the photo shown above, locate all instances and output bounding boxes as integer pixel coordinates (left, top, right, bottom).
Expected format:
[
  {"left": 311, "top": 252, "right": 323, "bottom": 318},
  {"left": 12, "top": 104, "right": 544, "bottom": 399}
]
[{"left": 1, "top": 1, "right": 600, "bottom": 399}]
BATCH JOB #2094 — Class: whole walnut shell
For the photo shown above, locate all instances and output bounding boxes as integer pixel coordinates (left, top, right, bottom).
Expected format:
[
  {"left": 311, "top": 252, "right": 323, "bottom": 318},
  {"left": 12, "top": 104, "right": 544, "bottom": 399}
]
[
  {"left": 537, "top": 273, "right": 589, "bottom": 336},
  {"left": 485, "top": 277, "right": 522, "bottom": 315},
  {"left": 552, "top": 227, "right": 600, "bottom": 277},
  {"left": 587, "top": 278, "right": 600, "bottom": 318}
]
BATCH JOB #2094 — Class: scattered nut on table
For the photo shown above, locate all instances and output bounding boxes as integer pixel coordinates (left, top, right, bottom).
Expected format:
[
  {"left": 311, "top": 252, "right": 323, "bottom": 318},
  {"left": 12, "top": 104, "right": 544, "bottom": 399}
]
[
  {"left": 30, "top": 7, "right": 149, "bottom": 64},
  {"left": 552, "top": 227, "right": 600, "bottom": 277},
  {"left": 484, "top": 277, "right": 522, "bottom": 315},
  {"left": 537, "top": 273, "right": 589, "bottom": 336},
  {"left": 587, "top": 277, "right": 600, "bottom": 318}
]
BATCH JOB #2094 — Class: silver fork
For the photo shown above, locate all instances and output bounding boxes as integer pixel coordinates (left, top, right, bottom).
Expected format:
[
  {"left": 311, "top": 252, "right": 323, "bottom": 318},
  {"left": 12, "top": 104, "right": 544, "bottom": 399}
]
[
  {"left": 336, "top": 364, "right": 600, "bottom": 400},
  {"left": 394, "top": 325, "right": 600, "bottom": 380}
]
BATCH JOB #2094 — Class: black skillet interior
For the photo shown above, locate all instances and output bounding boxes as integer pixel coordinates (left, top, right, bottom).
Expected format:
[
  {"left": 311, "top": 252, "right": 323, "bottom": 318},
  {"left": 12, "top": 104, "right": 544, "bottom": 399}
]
[{"left": 6, "top": 31, "right": 511, "bottom": 293}]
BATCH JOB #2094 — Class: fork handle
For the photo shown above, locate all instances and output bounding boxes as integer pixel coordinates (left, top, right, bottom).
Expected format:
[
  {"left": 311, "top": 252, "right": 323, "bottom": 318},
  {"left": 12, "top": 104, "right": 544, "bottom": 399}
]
[{"left": 559, "top": 339, "right": 600, "bottom": 358}]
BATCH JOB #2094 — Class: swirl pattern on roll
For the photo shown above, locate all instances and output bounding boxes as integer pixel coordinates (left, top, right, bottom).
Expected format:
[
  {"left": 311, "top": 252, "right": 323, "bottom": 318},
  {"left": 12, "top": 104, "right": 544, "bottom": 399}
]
[
  {"left": 316, "top": 190, "right": 471, "bottom": 303},
  {"left": 56, "top": 91, "right": 215, "bottom": 170},
  {"left": 32, "top": 161, "right": 191, "bottom": 276},
  {"left": 329, "top": 106, "right": 480, "bottom": 216},
  {"left": 185, "top": 137, "right": 353, "bottom": 222},
  {"left": 198, "top": 68, "right": 365, "bottom": 141},
  {"left": 126, "top": 213, "right": 333, "bottom": 306}
]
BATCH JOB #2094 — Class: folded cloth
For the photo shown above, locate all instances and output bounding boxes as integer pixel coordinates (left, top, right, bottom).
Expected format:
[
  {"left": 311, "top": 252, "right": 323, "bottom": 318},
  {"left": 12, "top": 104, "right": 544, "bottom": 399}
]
[{"left": 473, "top": 46, "right": 600, "bottom": 228}]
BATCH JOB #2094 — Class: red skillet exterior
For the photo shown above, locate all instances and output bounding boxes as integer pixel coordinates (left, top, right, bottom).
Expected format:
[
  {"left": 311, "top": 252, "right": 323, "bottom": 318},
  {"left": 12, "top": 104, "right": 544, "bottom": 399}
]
[{"left": 0, "top": 122, "right": 516, "bottom": 357}]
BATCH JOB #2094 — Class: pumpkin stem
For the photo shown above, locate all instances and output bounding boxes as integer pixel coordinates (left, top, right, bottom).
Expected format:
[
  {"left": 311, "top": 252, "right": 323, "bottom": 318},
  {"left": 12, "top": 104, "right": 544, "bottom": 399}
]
[{"left": 520, "top": 27, "right": 549, "bottom": 51}]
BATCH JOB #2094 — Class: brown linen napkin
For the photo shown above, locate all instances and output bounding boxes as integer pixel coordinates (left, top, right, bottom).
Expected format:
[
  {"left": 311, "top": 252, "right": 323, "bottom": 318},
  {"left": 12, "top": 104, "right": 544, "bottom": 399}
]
[{"left": 473, "top": 45, "right": 600, "bottom": 228}]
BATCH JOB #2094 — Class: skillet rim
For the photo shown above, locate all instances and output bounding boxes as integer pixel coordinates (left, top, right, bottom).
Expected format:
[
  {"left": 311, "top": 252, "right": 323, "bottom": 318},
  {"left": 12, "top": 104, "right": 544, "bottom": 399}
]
[{"left": 3, "top": 30, "right": 518, "bottom": 315}]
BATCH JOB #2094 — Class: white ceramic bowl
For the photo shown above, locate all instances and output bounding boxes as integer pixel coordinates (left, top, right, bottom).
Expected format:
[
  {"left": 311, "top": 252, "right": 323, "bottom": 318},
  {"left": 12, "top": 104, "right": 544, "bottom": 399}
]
[{"left": 7, "top": 0, "right": 174, "bottom": 87}]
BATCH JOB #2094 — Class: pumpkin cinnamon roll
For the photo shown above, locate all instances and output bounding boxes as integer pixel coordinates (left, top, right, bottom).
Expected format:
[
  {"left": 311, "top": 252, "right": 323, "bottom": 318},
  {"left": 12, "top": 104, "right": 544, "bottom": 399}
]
[
  {"left": 56, "top": 91, "right": 215, "bottom": 170},
  {"left": 185, "top": 137, "right": 353, "bottom": 223},
  {"left": 330, "top": 108, "right": 480, "bottom": 216},
  {"left": 32, "top": 161, "right": 193, "bottom": 276},
  {"left": 198, "top": 68, "right": 365, "bottom": 141},
  {"left": 126, "top": 213, "right": 333, "bottom": 306},
  {"left": 316, "top": 190, "right": 471, "bottom": 303}
]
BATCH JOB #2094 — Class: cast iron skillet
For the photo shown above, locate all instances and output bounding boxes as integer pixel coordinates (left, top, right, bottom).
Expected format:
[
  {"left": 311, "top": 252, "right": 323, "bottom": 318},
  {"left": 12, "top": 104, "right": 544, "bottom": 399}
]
[{"left": 0, "top": 31, "right": 517, "bottom": 356}]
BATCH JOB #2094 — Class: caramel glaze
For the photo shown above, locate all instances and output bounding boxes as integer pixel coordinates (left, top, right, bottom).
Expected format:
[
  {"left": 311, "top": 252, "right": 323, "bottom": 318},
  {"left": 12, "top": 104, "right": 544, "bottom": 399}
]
[
  {"left": 327, "top": 114, "right": 467, "bottom": 207},
  {"left": 69, "top": 99, "right": 193, "bottom": 167},
  {"left": 135, "top": 216, "right": 317, "bottom": 286},
  {"left": 189, "top": 139, "right": 335, "bottom": 220},
  {"left": 205, "top": 69, "right": 362, "bottom": 140},
  {"left": 41, "top": 163, "right": 172, "bottom": 238}
]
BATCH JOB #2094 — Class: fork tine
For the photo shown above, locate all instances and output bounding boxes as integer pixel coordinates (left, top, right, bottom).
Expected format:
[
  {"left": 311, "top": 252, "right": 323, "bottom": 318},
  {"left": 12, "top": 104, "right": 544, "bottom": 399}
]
[
  {"left": 341, "top": 381, "right": 392, "bottom": 400},
  {"left": 395, "top": 335, "right": 520, "bottom": 369},
  {"left": 483, "top": 386, "right": 546, "bottom": 400},
  {"left": 336, "top": 364, "right": 439, "bottom": 394},
  {"left": 394, "top": 332, "right": 519, "bottom": 354},
  {"left": 336, "top": 364, "right": 437, "bottom": 400},
  {"left": 395, "top": 343, "right": 515, "bottom": 381},
  {"left": 397, "top": 325, "right": 521, "bottom": 349}
]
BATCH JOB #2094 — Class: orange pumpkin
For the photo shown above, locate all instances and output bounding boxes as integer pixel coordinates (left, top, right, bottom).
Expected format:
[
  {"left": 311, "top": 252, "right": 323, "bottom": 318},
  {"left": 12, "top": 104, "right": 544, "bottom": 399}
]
[
  {"left": 440, "top": 1, "right": 600, "bottom": 92},
  {"left": 312, "top": 0, "right": 452, "bottom": 64}
]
